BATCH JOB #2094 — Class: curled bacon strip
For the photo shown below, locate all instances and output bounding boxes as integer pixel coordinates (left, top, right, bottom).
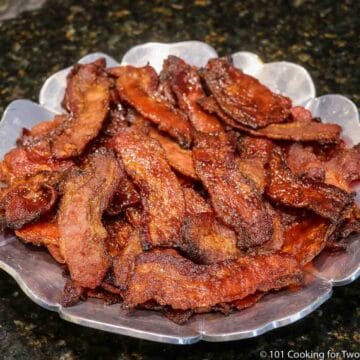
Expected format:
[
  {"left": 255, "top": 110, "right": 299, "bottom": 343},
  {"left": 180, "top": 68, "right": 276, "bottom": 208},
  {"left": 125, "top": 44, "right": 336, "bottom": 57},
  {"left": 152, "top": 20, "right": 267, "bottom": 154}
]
[
  {"left": 109, "top": 65, "right": 193, "bottom": 147},
  {"left": 161, "top": 55, "right": 223, "bottom": 133},
  {"left": 282, "top": 216, "right": 335, "bottom": 265},
  {"left": 149, "top": 128, "right": 198, "bottom": 180},
  {"left": 124, "top": 250, "right": 303, "bottom": 310},
  {"left": 266, "top": 148, "right": 352, "bottom": 221},
  {"left": 201, "top": 58, "right": 291, "bottom": 129},
  {"left": 198, "top": 96, "right": 341, "bottom": 143}
]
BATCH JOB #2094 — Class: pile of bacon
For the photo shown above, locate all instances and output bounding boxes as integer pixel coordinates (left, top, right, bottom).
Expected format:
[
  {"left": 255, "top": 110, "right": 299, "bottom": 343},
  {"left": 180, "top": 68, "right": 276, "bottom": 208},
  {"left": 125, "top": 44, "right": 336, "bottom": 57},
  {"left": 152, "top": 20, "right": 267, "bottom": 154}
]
[{"left": 1, "top": 55, "right": 359, "bottom": 324}]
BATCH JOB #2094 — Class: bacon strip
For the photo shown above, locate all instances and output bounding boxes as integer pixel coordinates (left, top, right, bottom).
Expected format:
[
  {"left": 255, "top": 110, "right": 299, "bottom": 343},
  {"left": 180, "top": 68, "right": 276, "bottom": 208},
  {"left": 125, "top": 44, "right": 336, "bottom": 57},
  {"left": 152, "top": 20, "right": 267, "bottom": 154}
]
[
  {"left": 149, "top": 128, "right": 198, "bottom": 180},
  {"left": 58, "top": 150, "right": 122, "bottom": 289},
  {"left": 15, "top": 218, "right": 64, "bottom": 263},
  {"left": 201, "top": 58, "right": 291, "bottom": 129},
  {"left": 193, "top": 133, "right": 273, "bottom": 249},
  {"left": 162, "top": 55, "right": 223, "bottom": 133},
  {"left": 112, "top": 127, "right": 185, "bottom": 249},
  {"left": 113, "top": 228, "right": 142, "bottom": 289},
  {"left": 266, "top": 149, "right": 352, "bottom": 221},
  {"left": 104, "top": 220, "right": 143, "bottom": 290},
  {"left": 199, "top": 96, "right": 341, "bottom": 143},
  {"left": 236, "top": 136, "right": 273, "bottom": 193},
  {"left": 0, "top": 147, "right": 73, "bottom": 185},
  {"left": 110, "top": 65, "right": 192, "bottom": 147},
  {"left": 287, "top": 143, "right": 360, "bottom": 192},
  {"left": 51, "top": 61, "right": 111, "bottom": 158},
  {"left": 1, "top": 172, "right": 59, "bottom": 229},
  {"left": 124, "top": 250, "right": 303, "bottom": 310},
  {"left": 182, "top": 213, "right": 241, "bottom": 264},
  {"left": 282, "top": 217, "right": 335, "bottom": 265},
  {"left": 183, "top": 187, "right": 211, "bottom": 215}
]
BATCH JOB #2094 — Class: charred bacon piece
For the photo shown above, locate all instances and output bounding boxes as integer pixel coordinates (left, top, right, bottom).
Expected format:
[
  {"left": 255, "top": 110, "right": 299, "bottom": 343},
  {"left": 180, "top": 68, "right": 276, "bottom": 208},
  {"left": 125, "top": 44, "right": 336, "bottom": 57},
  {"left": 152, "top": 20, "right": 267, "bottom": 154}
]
[
  {"left": 282, "top": 216, "right": 335, "bottom": 265},
  {"left": 198, "top": 96, "right": 341, "bottom": 143},
  {"left": 111, "top": 127, "right": 185, "bottom": 249},
  {"left": 109, "top": 65, "right": 193, "bottom": 147},
  {"left": 149, "top": 128, "right": 198, "bottom": 180},
  {"left": 58, "top": 150, "right": 122, "bottom": 289},
  {"left": 161, "top": 55, "right": 223, "bottom": 133},
  {"left": 266, "top": 148, "right": 352, "bottom": 221},
  {"left": 193, "top": 133, "right": 274, "bottom": 249},
  {"left": 60, "top": 280, "right": 85, "bottom": 307},
  {"left": 201, "top": 58, "right": 291, "bottom": 129},
  {"left": 326, "top": 205, "right": 360, "bottom": 250},
  {"left": 124, "top": 250, "right": 303, "bottom": 310}
]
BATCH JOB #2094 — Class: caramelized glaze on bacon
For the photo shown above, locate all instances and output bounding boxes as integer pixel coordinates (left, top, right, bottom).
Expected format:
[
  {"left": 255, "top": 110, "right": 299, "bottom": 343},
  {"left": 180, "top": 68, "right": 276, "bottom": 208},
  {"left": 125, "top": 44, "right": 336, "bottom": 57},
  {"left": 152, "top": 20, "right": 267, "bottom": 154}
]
[
  {"left": 149, "top": 128, "right": 198, "bottom": 180},
  {"left": 124, "top": 250, "right": 303, "bottom": 310},
  {"left": 266, "top": 148, "right": 352, "bottom": 221},
  {"left": 110, "top": 65, "right": 193, "bottom": 147},
  {"left": 201, "top": 58, "right": 291, "bottom": 129},
  {"left": 198, "top": 96, "right": 341, "bottom": 143},
  {"left": 15, "top": 217, "right": 64, "bottom": 263},
  {"left": 51, "top": 61, "right": 111, "bottom": 158},
  {"left": 2, "top": 54, "right": 359, "bottom": 324},
  {"left": 58, "top": 150, "right": 122, "bottom": 288},
  {"left": 282, "top": 216, "right": 335, "bottom": 265},
  {"left": 162, "top": 55, "right": 223, "bottom": 133},
  {"left": 112, "top": 127, "right": 185, "bottom": 249},
  {"left": 193, "top": 133, "right": 273, "bottom": 249}
]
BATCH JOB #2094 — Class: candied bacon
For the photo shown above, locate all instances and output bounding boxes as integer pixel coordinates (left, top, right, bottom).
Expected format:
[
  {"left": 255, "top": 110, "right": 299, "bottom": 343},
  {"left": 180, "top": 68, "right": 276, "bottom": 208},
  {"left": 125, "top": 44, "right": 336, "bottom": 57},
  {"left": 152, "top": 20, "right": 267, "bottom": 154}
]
[
  {"left": 182, "top": 212, "right": 241, "bottom": 264},
  {"left": 60, "top": 280, "right": 84, "bottom": 307},
  {"left": 111, "top": 127, "right": 185, "bottom": 249},
  {"left": 109, "top": 65, "right": 193, "bottom": 147},
  {"left": 183, "top": 187, "right": 211, "bottom": 215},
  {"left": 51, "top": 62, "right": 111, "bottom": 159},
  {"left": 198, "top": 96, "right": 341, "bottom": 143},
  {"left": 149, "top": 128, "right": 198, "bottom": 180},
  {"left": 58, "top": 150, "right": 122, "bottom": 289},
  {"left": 1, "top": 172, "right": 59, "bottom": 229},
  {"left": 124, "top": 250, "right": 303, "bottom": 310},
  {"left": 236, "top": 136, "right": 273, "bottom": 193},
  {"left": 201, "top": 58, "right": 291, "bottom": 129},
  {"left": 3, "top": 54, "right": 360, "bottom": 324},
  {"left": 15, "top": 217, "right": 64, "bottom": 264},
  {"left": 162, "top": 55, "right": 223, "bottom": 133},
  {"left": 0, "top": 147, "right": 73, "bottom": 184},
  {"left": 193, "top": 132, "right": 274, "bottom": 249},
  {"left": 282, "top": 216, "right": 335, "bottom": 265},
  {"left": 104, "top": 219, "right": 142, "bottom": 290},
  {"left": 287, "top": 143, "right": 360, "bottom": 192},
  {"left": 266, "top": 148, "right": 352, "bottom": 221},
  {"left": 112, "top": 226, "right": 142, "bottom": 289}
]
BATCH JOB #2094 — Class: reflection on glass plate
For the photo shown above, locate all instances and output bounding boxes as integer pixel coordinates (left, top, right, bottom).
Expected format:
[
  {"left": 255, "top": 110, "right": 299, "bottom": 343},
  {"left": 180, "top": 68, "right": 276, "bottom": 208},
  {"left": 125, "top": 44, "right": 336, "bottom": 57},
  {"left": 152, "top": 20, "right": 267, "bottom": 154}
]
[{"left": 0, "top": 41, "right": 359, "bottom": 344}]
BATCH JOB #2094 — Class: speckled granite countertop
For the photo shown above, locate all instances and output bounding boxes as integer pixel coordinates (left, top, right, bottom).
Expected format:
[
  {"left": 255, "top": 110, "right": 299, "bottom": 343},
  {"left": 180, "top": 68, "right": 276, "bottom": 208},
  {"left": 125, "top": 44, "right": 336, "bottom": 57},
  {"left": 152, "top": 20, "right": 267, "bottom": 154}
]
[{"left": 0, "top": 0, "right": 359, "bottom": 358}]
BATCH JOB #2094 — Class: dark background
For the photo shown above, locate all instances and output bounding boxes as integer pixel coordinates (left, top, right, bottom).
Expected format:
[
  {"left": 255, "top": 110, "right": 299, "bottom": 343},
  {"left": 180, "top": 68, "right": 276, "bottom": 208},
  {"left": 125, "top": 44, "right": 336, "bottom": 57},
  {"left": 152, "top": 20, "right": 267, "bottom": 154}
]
[{"left": 0, "top": 0, "right": 359, "bottom": 358}]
